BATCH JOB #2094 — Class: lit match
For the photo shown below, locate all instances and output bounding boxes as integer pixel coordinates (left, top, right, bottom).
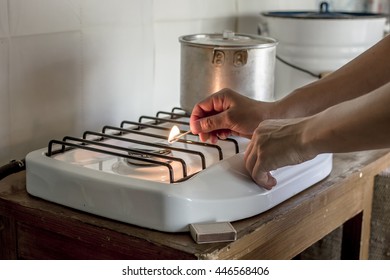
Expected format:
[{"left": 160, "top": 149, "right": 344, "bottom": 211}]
[{"left": 168, "top": 125, "right": 191, "bottom": 144}]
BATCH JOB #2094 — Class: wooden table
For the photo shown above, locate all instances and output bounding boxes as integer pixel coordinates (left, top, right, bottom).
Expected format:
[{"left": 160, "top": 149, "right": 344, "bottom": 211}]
[{"left": 1, "top": 150, "right": 390, "bottom": 260}]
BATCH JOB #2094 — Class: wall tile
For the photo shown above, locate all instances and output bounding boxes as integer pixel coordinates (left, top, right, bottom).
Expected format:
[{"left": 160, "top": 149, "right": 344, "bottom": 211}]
[
  {"left": 153, "top": 21, "right": 191, "bottom": 112},
  {"left": 237, "top": 0, "right": 317, "bottom": 34},
  {"left": 9, "top": 0, "right": 81, "bottom": 36},
  {"left": 0, "top": 38, "right": 10, "bottom": 164},
  {"left": 153, "top": 20, "right": 203, "bottom": 112},
  {"left": 82, "top": 0, "right": 153, "bottom": 27},
  {"left": 9, "top": 32, "right": 82, "bottom": 159},
  {"left": 154, "top": 0, "right": 236, "bottom": 21},
  {"left": 0, "top": 0, "right": 9, "bottom": 38},
  {"left": 81, "top": 25, "right": 155, "bottom": 130},
  {"left": 199, "top": 17, "right": 236, "bottom": 33},
  {"left": 237, "top": 0, "right": 316, "bottom": 14}
]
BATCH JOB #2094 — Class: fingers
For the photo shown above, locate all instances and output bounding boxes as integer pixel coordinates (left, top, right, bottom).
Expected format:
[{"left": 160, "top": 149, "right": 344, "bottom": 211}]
[
  {"left": 198, "top": 130, "right": 231, "bottom": 143},
  {"left": 216, "top": 129, "right": 231, "bottom": 140},
  {"left": 190, "top": 90, "right": 232, "bottom": 143},
  {"left": 252, "top": 171, "right": 277, "bottom": 190},
  {"left": 190, "top": 88, "right": 260, "bottom": 145},
  {"left": 245, "top": 139, "right": 277, "bottom": 190},
  {"left": 190, "top": 108, "right": 229, "bottom": 134},
  {"left": 190, "top": 89, "right": 277, "bottom": 189},
  {"left": 190, "top": 88, "right": 236, "bottom": 134}
]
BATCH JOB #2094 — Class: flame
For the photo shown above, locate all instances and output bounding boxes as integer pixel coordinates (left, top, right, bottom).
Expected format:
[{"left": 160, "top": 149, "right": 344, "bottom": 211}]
[{"left": 168, "top": 125, "right": 181, "bottom": 144}]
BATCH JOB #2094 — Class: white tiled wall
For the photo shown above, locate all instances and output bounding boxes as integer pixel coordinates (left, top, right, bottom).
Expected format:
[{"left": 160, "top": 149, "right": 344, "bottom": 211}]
[
  {"left": 0, "top": 37, "right": 9, "bottom": 163},
  {"left": 9, "top": 32, "right": 82, "bottom": 152},
  {"left": 0, "top": 0, "right": 9, "bottom": 38},
  {"left": 0, "top": 0, "right": 333, "bottom": 165},
  {"left": 237, "top": 0, "right": 318, "bottom": 34},
  {"left": 8, "top": 0, "right": 81, "bottom": 36}
]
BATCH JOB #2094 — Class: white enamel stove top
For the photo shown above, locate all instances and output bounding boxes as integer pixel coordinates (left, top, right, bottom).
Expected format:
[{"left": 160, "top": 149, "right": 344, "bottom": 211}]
[{"left": 26, "top": 109, "right": 332, "bottom": 232}]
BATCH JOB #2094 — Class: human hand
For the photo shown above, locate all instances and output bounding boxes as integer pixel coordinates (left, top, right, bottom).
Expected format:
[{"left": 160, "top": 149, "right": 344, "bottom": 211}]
[
  {"left": 190, "top": 88, "right": 267, "bottom": 143},
  {"left": 244, "top": 117, "right": 317, "bottom": 189}
]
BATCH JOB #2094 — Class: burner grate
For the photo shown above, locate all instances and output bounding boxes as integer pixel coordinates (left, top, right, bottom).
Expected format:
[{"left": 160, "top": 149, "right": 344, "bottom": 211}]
[
  {"left": 120, "top": 120, "right": 240, "bottom": 154},
  {"left": 102, "top": 125, "right": 224, "bottom": 160},
  {"left": 45, "top": 108, "right": 240, "bottom": 183}
]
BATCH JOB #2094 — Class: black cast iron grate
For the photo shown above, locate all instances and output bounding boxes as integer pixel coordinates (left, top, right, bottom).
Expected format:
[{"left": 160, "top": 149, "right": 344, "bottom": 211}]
[{"left": 46, "top": 107, "right": 239, "bottom": 183}]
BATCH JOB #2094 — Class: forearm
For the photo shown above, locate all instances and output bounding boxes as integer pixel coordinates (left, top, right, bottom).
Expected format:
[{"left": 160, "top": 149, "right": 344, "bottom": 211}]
[
  {"left": 303, "top": 81, "right": 390, "bottom": 155},
  {"left": 271, "top": 34, "right": 390, "bottom": 119}
]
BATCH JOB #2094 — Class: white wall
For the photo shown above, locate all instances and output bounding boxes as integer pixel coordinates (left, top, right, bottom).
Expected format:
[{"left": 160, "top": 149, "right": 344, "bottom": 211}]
[{"left": 3, "top": 0, "right": 368, "bottom": 165}]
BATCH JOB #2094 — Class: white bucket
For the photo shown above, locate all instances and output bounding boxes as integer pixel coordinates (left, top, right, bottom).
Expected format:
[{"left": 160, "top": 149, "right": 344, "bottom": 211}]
[{"left": 261, "top": 3, "right": 387, "bottom": 99}]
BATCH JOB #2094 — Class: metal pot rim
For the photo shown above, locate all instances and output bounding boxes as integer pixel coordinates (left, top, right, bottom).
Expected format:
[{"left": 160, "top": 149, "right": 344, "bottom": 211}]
[
  {"left": 261, "top": 11, "right": 388, "bottom": 20},
  {"left": 179, "top": 33, "right": 278, "bottom": 49}
]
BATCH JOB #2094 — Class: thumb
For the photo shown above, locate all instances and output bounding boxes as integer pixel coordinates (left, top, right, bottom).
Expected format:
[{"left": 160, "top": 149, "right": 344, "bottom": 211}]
[{"left": 252, "top": 171, "right": 277, "bottom": 190}]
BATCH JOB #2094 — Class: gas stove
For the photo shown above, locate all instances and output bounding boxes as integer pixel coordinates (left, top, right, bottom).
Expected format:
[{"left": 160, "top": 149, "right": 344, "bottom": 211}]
[{"left": 26, "top": 107, "right": 332, "bottom": 232}]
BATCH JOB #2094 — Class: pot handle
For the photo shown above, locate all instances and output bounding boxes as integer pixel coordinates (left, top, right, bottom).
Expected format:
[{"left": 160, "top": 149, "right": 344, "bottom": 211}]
[
  {"left": 233, "top": 50, "right": 248, "bottom": 67},
  {"left": 212, "top": 50, "right": 225, "bottom": 66},
  {"left": 212, "top": 49, "right": 248, "bottom": 67},
  {"left": 319, "top": 2, "right": 329, "bottom": 14},
  {"left": 258, "top": 14, "right": 269, "bottom": 36}
]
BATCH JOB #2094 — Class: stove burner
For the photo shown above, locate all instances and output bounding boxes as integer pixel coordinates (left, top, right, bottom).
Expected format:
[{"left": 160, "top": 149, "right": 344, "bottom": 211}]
[
  {"left": 127, "top": 148, "right": 172, "bottom": 166},
  {"left": 111, "top": 146, "right": 181, "bottom": 182}
]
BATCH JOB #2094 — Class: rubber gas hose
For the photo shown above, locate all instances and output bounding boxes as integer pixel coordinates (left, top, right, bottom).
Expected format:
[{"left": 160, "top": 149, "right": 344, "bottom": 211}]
[{"left": 0, "top": 159, "right": 26, "bottom": 181}]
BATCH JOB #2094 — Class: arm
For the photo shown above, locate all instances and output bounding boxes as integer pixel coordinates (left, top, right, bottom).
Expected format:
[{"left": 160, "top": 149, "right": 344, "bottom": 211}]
[
  {"left": 304, "top": 81, "right": 390, "bottom": 153},
  {"left": 246, "top": 81, "right": 390, "bottom": 189}
]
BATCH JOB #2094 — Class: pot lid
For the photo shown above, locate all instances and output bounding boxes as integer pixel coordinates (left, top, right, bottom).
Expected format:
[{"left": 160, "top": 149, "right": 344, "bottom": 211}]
[
  {"left": 262, "top": 1, "right": 387, "bottom": 19},
  {"left": 179, "top": 31, "right": 277, "bottom": 49}
]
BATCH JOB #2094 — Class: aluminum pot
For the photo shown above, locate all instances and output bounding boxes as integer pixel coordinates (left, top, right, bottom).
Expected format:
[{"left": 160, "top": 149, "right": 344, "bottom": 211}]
[
  {"left": 261, "top": 1, "right": 388, "bottom": 99},
  {"left": 179, "top": 31, "right": 278, "bottom": 113}
]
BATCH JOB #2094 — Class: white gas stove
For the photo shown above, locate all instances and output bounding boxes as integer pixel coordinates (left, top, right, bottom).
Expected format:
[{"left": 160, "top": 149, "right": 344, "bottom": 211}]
[{"left": 26, "top": 108, "right": 332, "bottom": 232}]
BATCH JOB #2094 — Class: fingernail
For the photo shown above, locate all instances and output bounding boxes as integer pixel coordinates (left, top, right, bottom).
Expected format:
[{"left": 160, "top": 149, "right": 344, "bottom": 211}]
[
  {"left": 210, "top": 135, "right": 218, "bottom": 144},
  {"left": 267, "top": 174, "right": 277, "bottom": 188}
]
